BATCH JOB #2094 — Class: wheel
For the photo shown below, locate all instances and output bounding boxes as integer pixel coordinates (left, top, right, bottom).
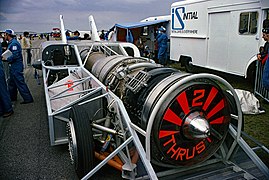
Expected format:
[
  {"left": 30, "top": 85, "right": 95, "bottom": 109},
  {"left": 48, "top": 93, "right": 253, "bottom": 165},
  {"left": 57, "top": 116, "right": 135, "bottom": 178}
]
[
  {"left": 181, "top": 56, "right": 194, "bottom": 73},
  {"left": 67, "top": 105, "right": 95, "bottom": 178},
  {"left": 246, "top": 61, "right": 257, "bottom": 85},
  {"left": 185, "top": 60, "right": 194, "bottom": 73}
]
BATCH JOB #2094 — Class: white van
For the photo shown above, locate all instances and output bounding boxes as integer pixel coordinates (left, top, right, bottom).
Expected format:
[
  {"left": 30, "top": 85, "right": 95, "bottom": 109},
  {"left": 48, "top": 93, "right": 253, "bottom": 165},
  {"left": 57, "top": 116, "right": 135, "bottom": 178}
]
[{"left": 170, "top": 0, "right": 269, "bottom": 79}]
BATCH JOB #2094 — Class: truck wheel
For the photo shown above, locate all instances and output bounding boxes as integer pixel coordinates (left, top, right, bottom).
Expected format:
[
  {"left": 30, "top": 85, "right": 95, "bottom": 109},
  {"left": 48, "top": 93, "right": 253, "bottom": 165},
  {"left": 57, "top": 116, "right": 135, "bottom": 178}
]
[
  {"left": 246, "top": 62, "right": 256, "bottom": 85},
  {"left": 181, "top": 56, "right": 194, "bottom": 73},
  {"left": 67, "top": 105, "right": 95, "bottom": 178},
  {"left": 185, "top": 60, "right": 194, "bottom": 73}
]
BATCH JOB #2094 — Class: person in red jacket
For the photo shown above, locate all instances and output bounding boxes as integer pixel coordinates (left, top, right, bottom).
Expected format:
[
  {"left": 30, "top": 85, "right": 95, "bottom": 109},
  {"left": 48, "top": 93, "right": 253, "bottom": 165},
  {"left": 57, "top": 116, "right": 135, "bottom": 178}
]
[{"left": 257, "top": 28, "right": 269, "bottom": 65}]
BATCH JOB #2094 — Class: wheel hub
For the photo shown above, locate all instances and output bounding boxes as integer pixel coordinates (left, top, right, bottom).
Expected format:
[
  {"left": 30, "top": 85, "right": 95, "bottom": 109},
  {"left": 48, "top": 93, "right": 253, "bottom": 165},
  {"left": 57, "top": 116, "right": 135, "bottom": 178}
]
[{"left": 67, "top": 118, "right": 78, "bottom": 165}]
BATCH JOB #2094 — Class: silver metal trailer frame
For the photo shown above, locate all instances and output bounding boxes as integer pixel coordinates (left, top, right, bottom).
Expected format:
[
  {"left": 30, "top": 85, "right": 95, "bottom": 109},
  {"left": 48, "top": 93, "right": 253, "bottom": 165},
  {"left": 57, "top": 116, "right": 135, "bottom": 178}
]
[{"left": 39, "top": 40, "right": 269, "bottom": 179}]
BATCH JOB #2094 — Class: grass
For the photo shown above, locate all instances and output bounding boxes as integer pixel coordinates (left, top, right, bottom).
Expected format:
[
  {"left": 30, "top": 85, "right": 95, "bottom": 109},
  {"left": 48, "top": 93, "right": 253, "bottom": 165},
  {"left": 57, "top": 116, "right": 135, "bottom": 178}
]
[{"left": 167, "top": 62, "right": 269, "bottom": 165}]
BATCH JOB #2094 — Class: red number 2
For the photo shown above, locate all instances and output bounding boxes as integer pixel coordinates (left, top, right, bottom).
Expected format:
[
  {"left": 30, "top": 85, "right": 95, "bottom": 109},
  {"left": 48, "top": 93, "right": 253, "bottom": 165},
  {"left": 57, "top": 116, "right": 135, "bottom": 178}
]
[{"left": 192, "top": 89, "right": 205, "bottom": 106}]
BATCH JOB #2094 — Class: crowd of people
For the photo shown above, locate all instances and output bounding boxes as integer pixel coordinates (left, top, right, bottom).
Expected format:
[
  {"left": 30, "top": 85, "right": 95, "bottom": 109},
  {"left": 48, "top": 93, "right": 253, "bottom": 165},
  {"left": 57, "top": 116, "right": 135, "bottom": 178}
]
[{"left": 0, "top": 29, "right": 34, "bottom": 118}]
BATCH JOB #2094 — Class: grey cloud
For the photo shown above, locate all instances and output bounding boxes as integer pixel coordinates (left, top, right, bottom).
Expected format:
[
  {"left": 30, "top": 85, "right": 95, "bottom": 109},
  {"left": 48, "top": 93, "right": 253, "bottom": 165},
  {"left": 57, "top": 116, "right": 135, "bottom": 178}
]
[{"left": 0, "top": 13, "right": 7, "bottom": 21}]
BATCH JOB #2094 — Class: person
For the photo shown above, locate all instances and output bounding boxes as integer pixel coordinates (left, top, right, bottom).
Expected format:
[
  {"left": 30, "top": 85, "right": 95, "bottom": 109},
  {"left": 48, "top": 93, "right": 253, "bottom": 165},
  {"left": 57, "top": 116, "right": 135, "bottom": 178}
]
[
  {"left": 0, "top": 42, "right": 14, "bottom": 117},
  {"left": 152, "top": 26, "right": 159, "bottom": 62},
  {"left": 126, "top": 29, "right": 134, "bottom": 43},
  {"left": 1, "top": 33, "right": 8, "bottom": 52},
  {"left": 156, "top": 27, "right": 168, "bottom": 65},
  {"left": 21, "top": 31, "right": 32, "bottom": 65},
  {"left": 136, "top": 37, "right": 144, "bottom": 56},
  {"left": 46, "top": 34, "right": 50, "bottom": 41},
  {"left": 257, "top": 28, "right": 269, "bottom": 65},
  {"left": 99, "top": 30, "right": 105, "bottom": 40},
  {"left": 0, "top": 33, "right": 4, "bottom": 51},
  {"left": 83, "top": 33, "right": 90, "bottom": 40},
  {"left": 144, "top": 45, "right": 151, "bottom": 58},
  {"left": 66, "top": 31, "right": 71, "bottom": 40},
  {"left": 105, "top": 27, "right": 114, "bottom": 40},
  {"left": 262, "top": 29, "right": 269, "bottom": 90},
  {"left": 66, "top": 31, "right": 80, "bottom": 40},
  {"left": 108, "top": 29, "right": 115, "bottom": 41},
  {"left": 73, "top": 30, "right": 80, "bottom": 40},
  {"left": 2, "top": 29, "right": 33, "bottom": 104}
]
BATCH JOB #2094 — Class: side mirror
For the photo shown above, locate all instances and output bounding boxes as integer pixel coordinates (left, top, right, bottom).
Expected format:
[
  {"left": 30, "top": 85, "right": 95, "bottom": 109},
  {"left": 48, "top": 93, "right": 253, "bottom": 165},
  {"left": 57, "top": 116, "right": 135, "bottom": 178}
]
[{"left": 32, "top": 59, "right": 42, "bottom": 70}]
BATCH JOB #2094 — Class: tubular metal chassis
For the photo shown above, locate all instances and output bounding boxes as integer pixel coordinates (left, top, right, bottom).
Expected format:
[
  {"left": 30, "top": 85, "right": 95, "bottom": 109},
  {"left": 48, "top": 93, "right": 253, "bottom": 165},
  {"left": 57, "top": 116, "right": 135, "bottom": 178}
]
[{"left": 40, "top": 40, "right": 269, "bottom": 179}]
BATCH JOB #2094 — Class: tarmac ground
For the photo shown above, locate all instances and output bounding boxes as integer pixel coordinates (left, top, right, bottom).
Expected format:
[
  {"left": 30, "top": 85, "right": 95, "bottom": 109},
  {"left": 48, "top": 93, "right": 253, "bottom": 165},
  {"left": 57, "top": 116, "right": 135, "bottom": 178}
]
[
  {"left": 0, "top": 40, "right": 121, "bottom": 179},
  {"left": 0, "top": 66, "right": 81, "bottom": 179}
]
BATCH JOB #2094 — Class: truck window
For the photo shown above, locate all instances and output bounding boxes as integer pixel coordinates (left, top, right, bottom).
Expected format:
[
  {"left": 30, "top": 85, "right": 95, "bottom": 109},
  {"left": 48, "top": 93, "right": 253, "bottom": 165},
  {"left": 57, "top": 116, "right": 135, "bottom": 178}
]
[{"left": 239, "top": 12, "right": 258, "bottom": 35}]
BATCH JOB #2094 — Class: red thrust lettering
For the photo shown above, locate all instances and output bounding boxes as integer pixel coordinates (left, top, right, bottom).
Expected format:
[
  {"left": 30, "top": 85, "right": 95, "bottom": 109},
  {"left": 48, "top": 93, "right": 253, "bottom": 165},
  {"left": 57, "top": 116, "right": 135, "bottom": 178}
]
[
  {"left": 163, "top": 135, "right": 207, "bottom": 161},
  {"left": 186, "top": 147, "right": 195, "bottom": 160},
  {"left": 196, "top": 141, "right": 206, "bottom": 154},
  {"left": 163, "top": 134, "right": 176, "bottom": 147}
]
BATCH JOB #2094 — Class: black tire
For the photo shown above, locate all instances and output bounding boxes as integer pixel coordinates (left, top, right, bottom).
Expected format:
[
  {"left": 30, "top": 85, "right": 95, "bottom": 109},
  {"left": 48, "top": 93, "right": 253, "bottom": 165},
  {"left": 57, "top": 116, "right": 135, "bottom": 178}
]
[
  {"left": 68, "top": 105, "right": 95, "bottom": 179},
  {"left": 246, "top": 61, "right": 257, "bottom": 85},
  {"left": 185, "top": 60, "right": 194, "bottom": 73},
  {"left": 181, "top": 56, "right": 194, "bottom": 73}
]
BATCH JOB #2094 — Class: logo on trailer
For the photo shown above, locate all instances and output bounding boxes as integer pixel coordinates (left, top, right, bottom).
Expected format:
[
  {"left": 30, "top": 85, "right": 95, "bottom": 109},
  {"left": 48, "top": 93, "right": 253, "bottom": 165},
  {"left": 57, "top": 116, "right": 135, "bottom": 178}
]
[{"left": 172, "top": 7, "right": 198, "bottom": 33}]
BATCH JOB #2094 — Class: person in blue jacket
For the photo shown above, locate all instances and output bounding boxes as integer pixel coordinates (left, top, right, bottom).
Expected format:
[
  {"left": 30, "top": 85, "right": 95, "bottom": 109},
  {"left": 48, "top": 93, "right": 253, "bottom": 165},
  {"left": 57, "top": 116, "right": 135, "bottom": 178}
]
[
  {"left": 2, "top": 29, "right": 33, "bottom": 104},
  {"left": 156, "top": 27, "right": 168, "bottom": 65},
  {"left": 263, "top": 48, "right": 269, "bottom": 89},
  {"left": 0, "top": 42, "right": 13, "bottom": 117}
]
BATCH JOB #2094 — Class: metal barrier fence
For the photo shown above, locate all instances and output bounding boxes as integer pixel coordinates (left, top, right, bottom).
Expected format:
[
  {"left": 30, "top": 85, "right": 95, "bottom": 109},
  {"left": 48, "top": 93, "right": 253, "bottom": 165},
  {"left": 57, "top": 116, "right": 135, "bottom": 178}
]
[
  {"left": 3, "top": 47, "right": 41, "bottom": 80},
  {"left": 254, "top": 61, "right": 269, "bottom": 102}
]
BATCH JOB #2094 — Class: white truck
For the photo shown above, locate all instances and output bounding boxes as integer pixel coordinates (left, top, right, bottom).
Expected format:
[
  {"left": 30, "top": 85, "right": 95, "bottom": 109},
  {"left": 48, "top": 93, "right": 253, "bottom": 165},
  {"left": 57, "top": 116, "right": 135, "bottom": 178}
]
[{"left": 170, "top": 0, "right": 269, "bottom": 79}]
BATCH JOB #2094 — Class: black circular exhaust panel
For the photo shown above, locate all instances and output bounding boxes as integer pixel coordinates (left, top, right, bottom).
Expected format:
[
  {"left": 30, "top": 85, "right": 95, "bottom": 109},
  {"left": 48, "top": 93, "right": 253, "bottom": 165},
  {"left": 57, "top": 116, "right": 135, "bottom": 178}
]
[{"left": 149, "top": 80, "right": 231, "bottom": 166}]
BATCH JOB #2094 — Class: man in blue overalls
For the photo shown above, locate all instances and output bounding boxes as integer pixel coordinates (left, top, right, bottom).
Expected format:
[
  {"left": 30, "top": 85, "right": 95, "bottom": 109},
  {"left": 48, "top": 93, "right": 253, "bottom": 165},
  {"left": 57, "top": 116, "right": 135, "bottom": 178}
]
[
  {"left": 2, "top": 29, "right": 33, "bottom": 104},
  {"left": 0, "top": 41, "right": 13, "bottom": 117},
  {"left": 156, "top": 27, "right": 168, "bottom": 66}
]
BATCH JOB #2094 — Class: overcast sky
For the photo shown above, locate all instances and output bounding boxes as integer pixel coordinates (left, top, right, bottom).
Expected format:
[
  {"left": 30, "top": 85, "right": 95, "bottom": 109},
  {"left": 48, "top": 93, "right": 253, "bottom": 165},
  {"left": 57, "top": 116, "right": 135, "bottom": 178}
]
[{"left": 0, "top": 0, "right": 178, "bottom": 33}]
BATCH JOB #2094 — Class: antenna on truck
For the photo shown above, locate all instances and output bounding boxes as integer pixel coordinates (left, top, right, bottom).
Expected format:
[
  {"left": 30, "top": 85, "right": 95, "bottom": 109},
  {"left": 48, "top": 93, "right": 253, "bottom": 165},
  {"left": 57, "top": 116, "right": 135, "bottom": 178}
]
[
  {"left": 60, "top": 15, "right": 67, "bottom": 44},
  {"left": 89, "top": 15, "right": 101, "bottom": 42}
]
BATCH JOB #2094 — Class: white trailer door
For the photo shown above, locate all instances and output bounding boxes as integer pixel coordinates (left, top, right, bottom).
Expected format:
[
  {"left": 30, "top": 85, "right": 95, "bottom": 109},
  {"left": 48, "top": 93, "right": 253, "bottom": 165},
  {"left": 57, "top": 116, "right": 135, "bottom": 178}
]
[
  {"left": 208, "top": 10, "right": 260, "bottom": 76},
  {"left": 207, "top": 12, "right": 230, "bottom": 72},
  {"left": 227, "top": 10, "right": 260, "bottom": 76}
]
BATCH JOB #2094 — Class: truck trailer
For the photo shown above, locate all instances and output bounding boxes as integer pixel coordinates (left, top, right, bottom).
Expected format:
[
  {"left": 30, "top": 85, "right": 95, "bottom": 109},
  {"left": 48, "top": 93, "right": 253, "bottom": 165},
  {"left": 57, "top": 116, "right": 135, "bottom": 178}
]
[{"left": 170, "top": 0, "right": 269, "bottom": 79}]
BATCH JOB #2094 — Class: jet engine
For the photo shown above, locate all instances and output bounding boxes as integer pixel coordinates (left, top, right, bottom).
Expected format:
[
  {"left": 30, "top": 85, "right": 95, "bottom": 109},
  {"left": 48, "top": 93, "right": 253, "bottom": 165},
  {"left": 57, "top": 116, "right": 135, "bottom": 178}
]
[{"left": 81, "top": 52, "right": 232, "bottom": 167}]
